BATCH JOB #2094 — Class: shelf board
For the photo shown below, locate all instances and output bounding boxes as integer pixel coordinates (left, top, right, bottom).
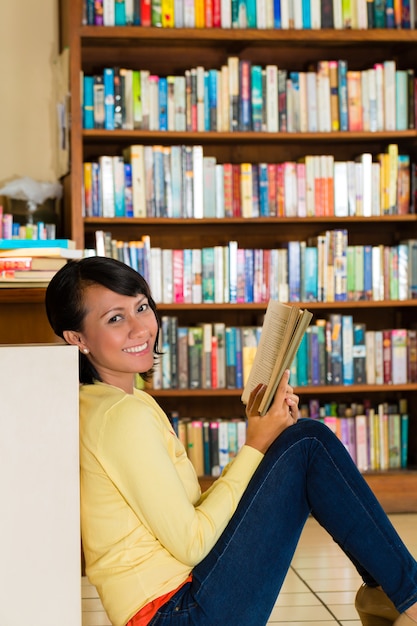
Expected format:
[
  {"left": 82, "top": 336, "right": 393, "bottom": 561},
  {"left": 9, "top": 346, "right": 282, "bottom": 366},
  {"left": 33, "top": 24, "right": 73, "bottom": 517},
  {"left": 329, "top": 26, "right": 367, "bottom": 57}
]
[
  {"left": 82, "top": 128, "right": 417, "bottom": 143},
  {"left": 153, "top": 300, "right": 417, "bottom": 310},
  {"left": 0, "top": 288, "right": 47, "bottom": 304},
  {"left": 84, "top": 214, "right": 417, "bottom": 224},
  {"left": 199, "top": 470, "right": 417, "bottom": 513},
  {"left": 1, "top": 290, "right": 415, "bottom": 309},
  {"left": 79, "top": 26, "right": 417, "bottom": 47},
  {"left": 150, "top": 382, "right": 417, "bottom": 396}
]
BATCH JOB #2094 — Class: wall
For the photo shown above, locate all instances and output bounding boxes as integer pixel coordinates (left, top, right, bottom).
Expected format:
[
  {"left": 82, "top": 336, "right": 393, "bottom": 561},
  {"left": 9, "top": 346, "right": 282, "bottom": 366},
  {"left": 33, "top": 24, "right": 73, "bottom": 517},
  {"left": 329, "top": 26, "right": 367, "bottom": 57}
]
[{"left": 0, "top": 1, "right": 59, "bottom": 185}]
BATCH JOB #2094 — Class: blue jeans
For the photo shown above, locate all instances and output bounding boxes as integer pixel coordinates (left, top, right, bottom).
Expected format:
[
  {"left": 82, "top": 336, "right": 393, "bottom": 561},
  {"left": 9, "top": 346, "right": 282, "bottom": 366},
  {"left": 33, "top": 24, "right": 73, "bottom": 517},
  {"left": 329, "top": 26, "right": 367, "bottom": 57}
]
[{"left": 149, "top": 419, "right": 417, "bottom": 625}]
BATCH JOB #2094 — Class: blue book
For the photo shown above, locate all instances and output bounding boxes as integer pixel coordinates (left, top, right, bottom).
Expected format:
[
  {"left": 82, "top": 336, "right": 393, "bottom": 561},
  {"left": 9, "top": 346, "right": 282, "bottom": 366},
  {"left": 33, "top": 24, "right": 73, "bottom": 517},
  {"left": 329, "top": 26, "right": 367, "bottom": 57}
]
[
  {"left": 188, "top": 327, "right": 203, "bottom": 389},
  {"left": 288, "top": 241, "right": 301, "bottom": 302},
  {"left": 182, "top": 248, "right": 192, "bottom": 302},
  {"left": 83, "top": 75, "right": 95, "bottom": 129},
  {"left": 302, "top": 0, "right": 311, "bottom": 27},
  {"left": 202, "top": 247, "right": 215, "bottom": 303},
  {"left": 103, "top": 68, "right": 115, "bottom": 130},
  {"left": 273, "top": 0, "right": 281, "bottom": 27},
  {"left": 244, "top": 248, "right": 254, "bottom": 302},
  {"left": 385, "top": 0, "right": 395, "bottom": 26},
  {"left": 227, "top": 421, "right": 239, "bottom": 462},
  {"left": 258, "top": 163, "right": 269, "bottom": 216},
  {"left": 170, "top": 145, "right": 183, "bottom": 218},
  {"left": 225, "top": 326, "right": 237, "bottom": 389},
  {"left": 303, "top": 246, "right": 318, "bottom": 301},
  {"left": 128, "top": 242, "right": 139, "bottom": 272},
  {"left": 152, "top": 146, "right": 165, "bottom": 217},
  {"left": 353, "top": 323, "right": 366, "bottom": 384},
  {"left": 338, "top": 60, "right": 348, "bottom": 132},
  {"left": 374, "top": 0, "right": 386, "bottom": 26},
  {"left": 330, "top": 313, "right": 343, "bottom": 385},
  {"left": 169, "top": 411, "right": 180, "bottom": 436},
  {"left": 92, "top": 162, "right": 101, "bottom": 217},
  {"left": 231, "top": 0, "right": 239, "bottom": 25},
  {"left": 203, "top": 421, "right": 211, "bottom": 475},
  {"left": 295, "top": 332, "right": 309, "bottom": 386},
  {"left": 208, "top": 69, "right": 218, "bottom": 131},
  {"left": 235, "top": 328, "right": 243, "bottom": 389},
  {"left": 401, "top": 0, "right": 411, "bottom": 26},
  {"left": 124, "top": 163, "right": 133, "bottom": 218},
  {"left": 309, "top": 327, "right": 320, "bottom": 386},
  {"left": 246, "top": 0, "right": 257, "bottom": 26},
  {"left": 204, "top": 72, "right": 210, "bottom": 131},
  {"left": 342, "top": 315, "right": 354, "bottom": 385},
  {"left": 133, "top": 0, "right": 141, "bottom": 23},
  {"left": 251, "top": 65, "right": 263, "bottom": 132},
  {"left": 363, "top": 244, "right": 372, "bottom": 300},
  {"left": 239, "top": 60, "right": 252, "bottom": 132},
  {"left": 316, "top": 321, "right": 326, "bottom": 384},
  {"left": 86, "top": 0, "right": 95, "bottom": 25},
  {"left": 0, "top": 238, "right": 76, "bottom": 249},
  {"left": 112, "top": 156, "right": 126, "bottom": 217},
  {"left": 136, "top": 244, "right": 145, "bottom": 275},
  {"left": 158, "top": 77, "right": 168, "bottom": 131},
  {"left": 115, "top": 0, "right": 127, "bottom": 24}
]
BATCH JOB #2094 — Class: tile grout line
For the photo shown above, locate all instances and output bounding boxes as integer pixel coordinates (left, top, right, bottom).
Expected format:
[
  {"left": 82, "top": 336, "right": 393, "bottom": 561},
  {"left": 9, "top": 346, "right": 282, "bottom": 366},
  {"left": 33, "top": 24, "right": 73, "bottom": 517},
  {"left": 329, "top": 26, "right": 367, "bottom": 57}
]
[{"left": 289, "top": 565, "right": 344, "bottom": 625}]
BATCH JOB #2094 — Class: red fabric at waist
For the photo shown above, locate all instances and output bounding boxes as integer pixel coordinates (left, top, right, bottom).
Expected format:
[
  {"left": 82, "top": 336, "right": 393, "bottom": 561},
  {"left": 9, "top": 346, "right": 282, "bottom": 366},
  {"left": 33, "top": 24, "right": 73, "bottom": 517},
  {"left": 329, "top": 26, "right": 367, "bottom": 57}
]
[{"left": 126, "top": 575, "right": 193, "bottom": 626}]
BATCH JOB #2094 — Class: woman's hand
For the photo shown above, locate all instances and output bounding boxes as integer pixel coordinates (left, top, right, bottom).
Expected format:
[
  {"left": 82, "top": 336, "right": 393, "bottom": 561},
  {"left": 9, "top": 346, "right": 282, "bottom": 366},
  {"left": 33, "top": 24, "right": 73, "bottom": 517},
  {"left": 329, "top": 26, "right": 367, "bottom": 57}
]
[{"left": 244, "top": 370, "right": 299, "bottom": 454}]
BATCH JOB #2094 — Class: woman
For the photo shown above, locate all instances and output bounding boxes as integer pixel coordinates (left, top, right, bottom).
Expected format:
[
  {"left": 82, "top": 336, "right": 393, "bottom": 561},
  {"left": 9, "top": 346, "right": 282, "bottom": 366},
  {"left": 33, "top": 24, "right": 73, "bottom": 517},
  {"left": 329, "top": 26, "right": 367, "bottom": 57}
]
[{"left": 45, "top": 256, "right": 417, "bottom": 626}]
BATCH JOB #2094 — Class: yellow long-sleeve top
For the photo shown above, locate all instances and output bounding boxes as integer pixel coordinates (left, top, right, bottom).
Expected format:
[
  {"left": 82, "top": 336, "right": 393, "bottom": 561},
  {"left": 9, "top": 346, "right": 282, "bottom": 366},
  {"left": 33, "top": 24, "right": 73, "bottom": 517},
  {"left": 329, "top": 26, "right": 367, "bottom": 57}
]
[{"left": 80, "top": 382, "right": 264, "bottom": 626}]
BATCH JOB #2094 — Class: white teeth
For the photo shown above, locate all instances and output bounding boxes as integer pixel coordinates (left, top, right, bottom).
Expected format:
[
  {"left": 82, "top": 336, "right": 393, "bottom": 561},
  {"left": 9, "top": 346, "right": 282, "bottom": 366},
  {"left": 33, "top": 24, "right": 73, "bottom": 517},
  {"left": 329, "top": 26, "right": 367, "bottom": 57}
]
[{"left": 123, "top": 344, "right": 147, "bottom": 354}]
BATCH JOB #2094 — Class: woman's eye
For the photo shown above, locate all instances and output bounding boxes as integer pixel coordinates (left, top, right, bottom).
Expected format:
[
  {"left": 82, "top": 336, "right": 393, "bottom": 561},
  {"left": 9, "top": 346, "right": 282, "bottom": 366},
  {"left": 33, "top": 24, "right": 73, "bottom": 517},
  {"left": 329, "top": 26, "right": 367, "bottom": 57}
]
[
  {"left": 138, "top": 303, "right": 149, "bottom": 313},
  {"left": 108, "top": 314, "right": 122, "bottom": 323}
]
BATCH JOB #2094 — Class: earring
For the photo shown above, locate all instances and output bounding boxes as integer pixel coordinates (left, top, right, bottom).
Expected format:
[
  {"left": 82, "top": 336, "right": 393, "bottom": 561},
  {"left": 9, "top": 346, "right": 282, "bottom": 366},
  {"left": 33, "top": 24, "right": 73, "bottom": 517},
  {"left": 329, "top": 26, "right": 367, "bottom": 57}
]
[{"left": 82, "top": 348, "right": 89, "bottom": 354}]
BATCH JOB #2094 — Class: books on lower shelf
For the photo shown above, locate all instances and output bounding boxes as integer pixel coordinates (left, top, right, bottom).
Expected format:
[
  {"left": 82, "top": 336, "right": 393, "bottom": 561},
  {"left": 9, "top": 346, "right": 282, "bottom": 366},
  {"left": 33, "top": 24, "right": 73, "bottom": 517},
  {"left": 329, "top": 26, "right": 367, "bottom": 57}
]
[
  {"left": 303, "top": 398, "right": 409, "bottom": 471},
  {"left": 168, "top": 398, "right": 409, "bottom": 477},
  {"left": 151, "top": 315, "right": 417, "bottom": 391}
]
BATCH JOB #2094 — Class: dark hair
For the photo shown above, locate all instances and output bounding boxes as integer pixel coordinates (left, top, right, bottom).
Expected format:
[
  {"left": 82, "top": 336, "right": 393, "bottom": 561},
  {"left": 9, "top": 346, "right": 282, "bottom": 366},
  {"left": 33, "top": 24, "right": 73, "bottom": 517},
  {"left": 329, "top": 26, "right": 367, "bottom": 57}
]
[{"left": 45, "top": 256, "right": 161, "bottom": 384}]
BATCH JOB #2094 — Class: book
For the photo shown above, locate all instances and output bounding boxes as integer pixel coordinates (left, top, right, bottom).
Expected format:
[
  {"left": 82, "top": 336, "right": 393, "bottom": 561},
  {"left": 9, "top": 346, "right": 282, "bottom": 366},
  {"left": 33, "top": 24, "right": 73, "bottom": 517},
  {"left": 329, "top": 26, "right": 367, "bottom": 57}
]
[
  {"left": 123, "top": 145, "right": 146, "bottom": 218},
  {"left": 353, "top": 323, "right": 367, "bottom": 384},
  {"left": 0, "top": 240, "right": 79, "bottom": 253},
  {"left": 241, "top": 300, "right": 313, "bottom": 415}
]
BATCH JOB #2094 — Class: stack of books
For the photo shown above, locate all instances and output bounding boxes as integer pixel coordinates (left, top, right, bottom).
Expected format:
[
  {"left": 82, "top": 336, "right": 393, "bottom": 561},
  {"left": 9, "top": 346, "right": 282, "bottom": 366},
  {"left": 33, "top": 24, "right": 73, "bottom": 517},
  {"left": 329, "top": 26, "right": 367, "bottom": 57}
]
[{"left": 0, "top": 239, "right": 83, "bottom": 287}]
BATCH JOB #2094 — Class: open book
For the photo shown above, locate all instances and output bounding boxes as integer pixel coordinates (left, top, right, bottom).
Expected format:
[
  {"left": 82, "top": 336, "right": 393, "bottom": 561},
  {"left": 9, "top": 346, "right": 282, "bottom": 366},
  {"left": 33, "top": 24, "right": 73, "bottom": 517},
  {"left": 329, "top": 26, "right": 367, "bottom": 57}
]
[{"left": 241, "top": 300, "right": 313, "bottom": 416}]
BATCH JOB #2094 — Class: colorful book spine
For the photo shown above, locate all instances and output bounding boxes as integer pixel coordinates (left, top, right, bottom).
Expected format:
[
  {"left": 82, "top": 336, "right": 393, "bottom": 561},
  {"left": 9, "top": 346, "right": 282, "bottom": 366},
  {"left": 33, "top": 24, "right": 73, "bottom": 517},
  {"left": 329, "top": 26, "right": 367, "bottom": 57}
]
[
  {"left": 103, "top": 68, "right": 115, "bottom": 130},
  {"left": 83, "top": 75, "right": 95, "bottom": 129}
]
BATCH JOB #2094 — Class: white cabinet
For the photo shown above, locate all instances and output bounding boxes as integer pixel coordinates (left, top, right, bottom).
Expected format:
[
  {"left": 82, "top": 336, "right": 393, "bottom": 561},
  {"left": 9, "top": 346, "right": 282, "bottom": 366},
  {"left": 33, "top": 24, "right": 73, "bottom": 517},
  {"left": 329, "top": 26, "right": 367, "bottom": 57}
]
[{"left": 0, "top": 344, "right": 80, "bottom": 626}]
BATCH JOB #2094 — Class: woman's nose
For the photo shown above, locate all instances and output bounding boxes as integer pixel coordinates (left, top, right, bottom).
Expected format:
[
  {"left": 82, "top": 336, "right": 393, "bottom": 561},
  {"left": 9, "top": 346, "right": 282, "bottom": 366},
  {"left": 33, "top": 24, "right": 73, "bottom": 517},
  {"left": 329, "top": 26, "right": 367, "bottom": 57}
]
[{"left": 129, "top": 316, "right": 146, "bottom": 337}]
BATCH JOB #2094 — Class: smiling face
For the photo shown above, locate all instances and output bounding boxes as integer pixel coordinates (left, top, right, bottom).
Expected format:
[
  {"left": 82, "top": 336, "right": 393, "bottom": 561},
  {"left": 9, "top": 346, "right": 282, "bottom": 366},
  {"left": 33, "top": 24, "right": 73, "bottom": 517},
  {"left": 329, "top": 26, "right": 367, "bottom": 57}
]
[{"left": 64, "top": 283, "right": 159, "bottom": 393}]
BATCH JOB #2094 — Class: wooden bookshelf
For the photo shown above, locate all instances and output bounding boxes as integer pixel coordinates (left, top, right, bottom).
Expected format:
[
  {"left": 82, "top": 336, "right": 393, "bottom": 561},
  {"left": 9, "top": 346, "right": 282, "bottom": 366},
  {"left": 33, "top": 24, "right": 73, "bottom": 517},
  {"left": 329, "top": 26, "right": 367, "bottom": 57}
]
[
  {"left": 0, "top": 289, "right": 57, "bottom": 344},
  {"left": 59, "top": 0, "right": 417, "bottom": 511}
]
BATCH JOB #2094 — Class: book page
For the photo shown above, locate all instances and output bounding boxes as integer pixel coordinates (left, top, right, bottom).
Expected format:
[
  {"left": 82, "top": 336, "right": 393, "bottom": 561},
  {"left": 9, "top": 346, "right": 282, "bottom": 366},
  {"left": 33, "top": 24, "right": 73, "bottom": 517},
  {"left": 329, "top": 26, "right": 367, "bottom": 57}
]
[
  {"left": 241, "top": 300, "right": 312, "bottom": 415},
  {"left": 259, "top": 310, "right": 312, "bottom": 414},
  {"left": 241, "top": 301, "right": 296, "bottom": 403}
]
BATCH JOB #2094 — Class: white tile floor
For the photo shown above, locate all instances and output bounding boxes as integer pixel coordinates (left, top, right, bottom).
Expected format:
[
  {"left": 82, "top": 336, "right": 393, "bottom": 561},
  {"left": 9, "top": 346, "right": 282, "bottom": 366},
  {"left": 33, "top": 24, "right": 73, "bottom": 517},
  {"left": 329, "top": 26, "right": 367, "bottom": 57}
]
[{"left": 81, "top": 513, "right": 417, "bottom": 625}]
